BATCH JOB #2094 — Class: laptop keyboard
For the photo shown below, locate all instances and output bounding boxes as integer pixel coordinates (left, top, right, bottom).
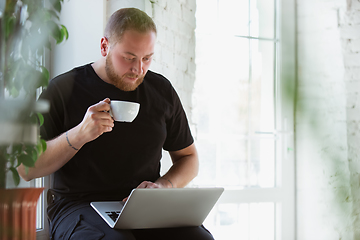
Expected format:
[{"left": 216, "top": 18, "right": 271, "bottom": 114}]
[{"left": 106, "top": 211, "right": 120, "bottom": 222}]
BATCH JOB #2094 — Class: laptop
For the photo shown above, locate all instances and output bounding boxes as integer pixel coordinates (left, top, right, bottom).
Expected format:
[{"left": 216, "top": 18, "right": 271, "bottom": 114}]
[{"left": 90, "top": 187, "right": 224, "bottom": 229}]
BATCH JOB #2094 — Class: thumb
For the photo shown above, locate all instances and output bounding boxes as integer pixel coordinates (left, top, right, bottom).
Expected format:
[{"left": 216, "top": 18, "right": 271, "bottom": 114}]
[
  {"left": 102, "top": 98, "right": 111, "bottom": 104},
  {"left": 92, "top": 98, "right": 110, "bottom": 112}
]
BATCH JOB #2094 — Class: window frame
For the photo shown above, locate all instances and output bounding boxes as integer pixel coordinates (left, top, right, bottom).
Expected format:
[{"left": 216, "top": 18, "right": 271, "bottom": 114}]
[
  {"left": 276, "top": 0, "right": 296, "bottom": 237},
  {"left": 34, "top": 176, "right": 50, "bottom": 240},
  {"left": 35, "top": 44, "right": 52, "bottom": 240},
  {"left": 194, "top": 0, "right": 296, "bottom": 239}
]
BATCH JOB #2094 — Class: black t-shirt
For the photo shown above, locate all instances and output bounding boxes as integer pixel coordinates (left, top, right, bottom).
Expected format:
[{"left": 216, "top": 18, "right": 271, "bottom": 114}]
[{"left": 40, "top": 64, "right": 193, "bottom": 202}]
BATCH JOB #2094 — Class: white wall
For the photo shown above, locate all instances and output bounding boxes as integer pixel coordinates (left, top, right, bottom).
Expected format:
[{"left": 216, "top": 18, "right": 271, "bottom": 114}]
[
  {"left": 147, "top": 0, "right": 197, "bottom": 120},
  {"left": 106, "top": 0, "right": 151, "bottom": 19},
  {"left": 296, "top": 0, "right": 360, "bottom": 239},
  {"left": 50, "top": 0, "right": 105, "bottom": 77},
  {"left": 341, "top": 0, "right": 360, "bottom": 238}
]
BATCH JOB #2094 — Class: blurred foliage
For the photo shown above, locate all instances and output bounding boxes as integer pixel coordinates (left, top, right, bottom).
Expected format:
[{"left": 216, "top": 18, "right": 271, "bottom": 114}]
[
  {"left": 2, "top": 0, "right": 68, "bottom": 97},
  {"left": 0, "top": 0, "right": 68, "bottom": 188}
]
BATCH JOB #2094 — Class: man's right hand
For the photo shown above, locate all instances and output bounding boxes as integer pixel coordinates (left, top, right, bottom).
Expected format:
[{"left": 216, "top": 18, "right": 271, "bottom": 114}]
[
  {"left": 17, "top": 98, "right": 115, "bottom": 181},
  {"left": 77, "top": 98, "right": 114, "bottom": 143}
]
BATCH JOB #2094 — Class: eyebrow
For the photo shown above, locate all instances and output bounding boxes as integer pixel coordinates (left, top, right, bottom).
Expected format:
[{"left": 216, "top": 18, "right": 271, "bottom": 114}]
[{"left": 124, "top": 52, "right": 154, "bottom": 57}]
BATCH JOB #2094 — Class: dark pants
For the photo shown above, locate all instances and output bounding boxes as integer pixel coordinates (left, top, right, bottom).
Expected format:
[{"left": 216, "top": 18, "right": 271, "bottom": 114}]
[{"left": 49, "top": 202, "right": 215, "bottom": 240}]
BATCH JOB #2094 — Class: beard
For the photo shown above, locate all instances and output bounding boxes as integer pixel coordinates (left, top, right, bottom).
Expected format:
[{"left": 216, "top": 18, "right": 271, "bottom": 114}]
[{"left": 105, "top": 54, "right": 145, "bottom": 92}]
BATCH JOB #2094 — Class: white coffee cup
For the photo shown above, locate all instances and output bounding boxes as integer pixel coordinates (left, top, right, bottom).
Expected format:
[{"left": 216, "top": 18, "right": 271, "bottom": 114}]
[{"left": 109, "top": 100, "right": 140, "bottom": 122}]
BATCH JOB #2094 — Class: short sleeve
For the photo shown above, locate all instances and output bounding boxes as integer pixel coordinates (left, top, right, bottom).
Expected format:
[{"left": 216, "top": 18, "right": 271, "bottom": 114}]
[{"left": 163, "top": 86, "right": 194, "bottom": 151}]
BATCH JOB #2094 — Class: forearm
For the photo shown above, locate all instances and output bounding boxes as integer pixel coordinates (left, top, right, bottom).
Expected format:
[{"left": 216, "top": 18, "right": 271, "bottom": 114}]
[
  {"left": 158, "top": 158, "right": 198, "bottom": 188},
  {"left": 156, "top": 144, "right": 199, "bottom": 188},
  {"left": 17, "top": 127, "right": 86, "bottom": 181},
  {"left": 17, "top": 98, "right": 114, "bottom": 181}
]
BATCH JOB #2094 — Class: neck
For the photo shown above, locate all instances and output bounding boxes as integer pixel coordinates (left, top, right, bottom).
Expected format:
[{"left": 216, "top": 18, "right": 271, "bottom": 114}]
[{"left": 91, "top": 59, "right": 111, "bottom": 84}]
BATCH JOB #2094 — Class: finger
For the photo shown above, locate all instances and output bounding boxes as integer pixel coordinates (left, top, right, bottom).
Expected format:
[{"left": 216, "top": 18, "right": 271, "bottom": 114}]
[
  {"left": 137, "top": 181, "right": 160, "bottom": 189},
  {"left": 86, "top": 116, "right": 113, "bottom": 132},
  {"left": 103, "top": 98, "right": 111, "bottom": 104},
  {"left": 88, "top": 114, "right": 114, "bottom": 134},
  {"left": 102, "top": 120, "right": 114, "bottom": 128},
  {"left": 146, "top": 184, "right": 160, "bottom": 189},
  {"left": 137, "top": 181, "right": 150, "bottom": 189},
  {"left": 91, "top": 100, "right": 111, "bottom": 112},
  {"left": 100, "top": 126, "right": 113, "bottom": 133},
  {"left": 122, "top": 197, "right": 128, "bottom": 202},
  {"left": 95, "top": 111, "right": 113, "bottom": 121}
]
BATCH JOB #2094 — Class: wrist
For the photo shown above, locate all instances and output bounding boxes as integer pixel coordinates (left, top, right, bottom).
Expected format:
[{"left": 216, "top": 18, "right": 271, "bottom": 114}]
[
  {"left": 157, "top": 177, "right": 174, "bottom": 188},
  {"left": 65, "top": 127, "right": 84, "bottom": 151},
  {"left": 65, "top": 131, "right": 79, "bottom": 151}
]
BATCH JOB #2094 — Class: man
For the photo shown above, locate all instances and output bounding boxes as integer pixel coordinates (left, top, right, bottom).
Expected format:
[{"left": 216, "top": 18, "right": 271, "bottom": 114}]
[{"left": 18, "top": 8, "right": 214, "bottom": 240}]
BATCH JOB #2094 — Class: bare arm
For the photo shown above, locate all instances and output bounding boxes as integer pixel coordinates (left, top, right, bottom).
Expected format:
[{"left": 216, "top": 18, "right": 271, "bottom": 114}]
[
  {"left": 122, "top": 143, "right": 198, "bottom": 201},
  {"left": 158, "top": 143, "right": 199, "bottom": 188},
  {"left": 17, "top": 98, "right": 114, "bottom": 181},
  {"left": 137, "top": 143, "right": 199, "bottom": 189}
]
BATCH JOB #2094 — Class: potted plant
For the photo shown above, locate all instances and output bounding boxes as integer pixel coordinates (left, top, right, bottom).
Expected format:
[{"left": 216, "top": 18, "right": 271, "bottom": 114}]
[{"left": 0, "top": 0, "right": 68, "bottom": 239}]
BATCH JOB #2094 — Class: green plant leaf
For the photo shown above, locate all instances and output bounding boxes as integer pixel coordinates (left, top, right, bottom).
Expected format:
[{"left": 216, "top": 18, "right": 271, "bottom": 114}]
[
  {"left": 5, "top": 15, "right": 16, "bottom": 39},
  {"left": 36, "top": 138, "right": 46, "bottom": 155},
  {"left": 36, "top": 141, "right": 41, "bottom": 154},
  {"left": 25, "top": 145, "right": 38, "bottom": 161},
  {"left": 7, "top": 59, "right": 23, "bottom": 93},
  {"left": 33, "top": 148, "right": 38, "bottom": 160},
  {"left": 41, "top": 139, "right": 47, "bottom": 152},
  {"left": 8, "top": 154, "right": 16, "bottom": 167},
  {"left": 11, "top": 144, "right": 23, "bottom": 154},
  {"left": 18, "top": 154, "right": 35, "bottom": 167},
  {"left": 42, "top": 9, "right": 54, "bottom": 21},
  {"left": 40, "top": 66, "right": 50, "bottom": 85},
  {"left": 50, "top": 0, "right": 62, "bottom": 13},
  {"left": 10, "top": 167, "right": 21, "bottom": 186},
  {"left": 23, "top": 68, "right": 40, "bottom": 94},
  {"left": 47, "top": 20, "right": 62, "bottom": 44},
  {"left": 37, "top": 113, "right": 45, "bottom": 126},
  {"left": 15, "top": 160, "right": 22, "bottom": 168},
  {"left": 46, "top": 9, "right": 60, "bottom": 21},
  {"left": 60, "top": 25, "right": 69, "bottom": 41},
  {"left": 10, "top": 86, "right": 19, "bottom": 97},
  {"left": 33, "top": 68, "right": 49, "bottom": 89}
]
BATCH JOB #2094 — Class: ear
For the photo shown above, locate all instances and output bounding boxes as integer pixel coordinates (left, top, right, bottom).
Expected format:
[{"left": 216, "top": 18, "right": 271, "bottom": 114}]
[{"left": 100, "top": 37, "right": 109, "bottom": 57}]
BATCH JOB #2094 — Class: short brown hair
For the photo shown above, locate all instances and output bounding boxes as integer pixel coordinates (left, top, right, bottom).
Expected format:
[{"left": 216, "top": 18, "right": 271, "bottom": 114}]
[{"left": 104, "top": 8, "right": 157, "bottom": 46}]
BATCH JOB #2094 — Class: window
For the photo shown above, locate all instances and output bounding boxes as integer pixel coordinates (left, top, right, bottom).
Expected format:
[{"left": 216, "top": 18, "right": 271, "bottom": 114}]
[
  {"left": 34, "top": 176, "right": 50, "bottom": 240},
  {"left": 35, "top": 34, "right": 51, "bottom": 240},
  {"left": 193, "top": 0, "right": 295, "bottom": 239}
]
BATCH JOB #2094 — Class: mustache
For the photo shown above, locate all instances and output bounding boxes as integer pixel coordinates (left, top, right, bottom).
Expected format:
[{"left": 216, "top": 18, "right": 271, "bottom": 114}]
[{"left": 125, "top": 74, "right": 139, "bottom": 78}]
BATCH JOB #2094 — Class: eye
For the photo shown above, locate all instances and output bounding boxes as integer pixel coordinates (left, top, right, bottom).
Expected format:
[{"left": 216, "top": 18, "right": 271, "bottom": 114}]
[
  {"left": 124, "top": 57, "right": 135, "bottom": 61},
  {"left": 143, "top": 56, "right": 152, "bottom": 62}
]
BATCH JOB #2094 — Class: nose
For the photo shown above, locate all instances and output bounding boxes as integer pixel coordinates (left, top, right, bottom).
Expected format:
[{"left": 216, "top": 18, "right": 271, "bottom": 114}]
[{"left": 131, "top": 60, "right": 143, "bottom": 75}]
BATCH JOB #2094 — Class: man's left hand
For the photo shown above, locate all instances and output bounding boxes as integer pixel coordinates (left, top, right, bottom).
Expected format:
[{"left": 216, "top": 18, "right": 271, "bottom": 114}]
[{"left": 122, "top": 180, "right": 170, "bottom": 202}]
